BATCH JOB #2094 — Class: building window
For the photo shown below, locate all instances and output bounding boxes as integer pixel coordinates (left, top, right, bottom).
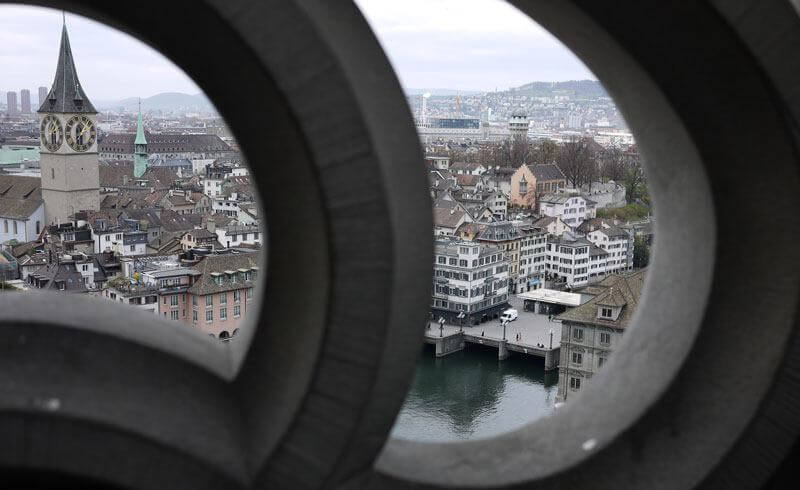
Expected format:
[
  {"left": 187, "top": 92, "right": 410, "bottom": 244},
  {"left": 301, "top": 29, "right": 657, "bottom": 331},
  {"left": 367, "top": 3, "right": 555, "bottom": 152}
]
[
  {"left": 206, "top": 295, "right": 213, "bottom": 307},
  {"left": 192, "top": 296, "right": 197, "bottom": 307},
  {"left": 13, "top": 221, "right": 17, "bottom": 234},
  {"left": 569, "top": 377, "right": 581, "bottom": 390},
  {"left": 170, "top": 310, "right": 179, "bottom": 320},
  {"left": 234, "top": 305, "right": 241, "bottom": 318},
  {"left": 572, "top": 352, "right": 583, "bottom": 365},
  {"left": 599, "top": 357, "right": 607, "bottom": 368},
  {"left": 192, "top": 310, "right": 198, "bottom": 323},
  {"left": 247, "top": 288, "right": 254, "bottom": 300},
  {"left": 600, "top": 307, "right": 613, "bottom": 318},
  {"left": 171, "top": 295, "right": 178, "bottom": 306},
  {"left": 2, "top": 220, "right": 6, "bottom": 233},
  {"left": 234, "top": 290, "right": 241, "bottom": 302},
  {"left": 220, "top": 307, "right": 227, "bottom": 320},
  {"left": 206, "top": 310, "right": 213, "bottom": 322},
  {"left": 51, "top": 168, "right": 55, "bottom": 179},
  {"left": 600, "top": 332, "right": 611, "bottom": 345},
  {"left": 573, "top": 328, "right": 584, "bottom": 341}
]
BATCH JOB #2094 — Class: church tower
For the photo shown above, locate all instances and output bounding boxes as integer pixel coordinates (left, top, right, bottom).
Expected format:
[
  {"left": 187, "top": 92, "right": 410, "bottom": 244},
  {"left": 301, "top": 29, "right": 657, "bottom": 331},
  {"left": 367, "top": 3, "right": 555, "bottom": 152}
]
[
  {"left": 133, "top": 101, "right": 148, "bottom": 178},
  {"left": 38, "top": 21, "right": 100, "bottom": 225}
]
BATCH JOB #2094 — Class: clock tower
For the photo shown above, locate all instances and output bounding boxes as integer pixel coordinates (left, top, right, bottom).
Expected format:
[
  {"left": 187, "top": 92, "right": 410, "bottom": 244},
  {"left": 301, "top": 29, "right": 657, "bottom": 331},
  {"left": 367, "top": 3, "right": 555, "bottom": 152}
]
[{"left": 38, "top": 22, "right": 100, "bottom": 225}]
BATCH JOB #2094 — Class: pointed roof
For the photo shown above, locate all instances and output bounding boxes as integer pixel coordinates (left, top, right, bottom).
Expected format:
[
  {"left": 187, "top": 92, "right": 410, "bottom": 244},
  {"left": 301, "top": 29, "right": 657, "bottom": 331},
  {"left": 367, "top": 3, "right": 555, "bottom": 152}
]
[
  {"left": 38, "top": 23, "right": 96, "bottom": 114},
  {"left": 135, "top": 108, "right": 148, "bottom": 146}
]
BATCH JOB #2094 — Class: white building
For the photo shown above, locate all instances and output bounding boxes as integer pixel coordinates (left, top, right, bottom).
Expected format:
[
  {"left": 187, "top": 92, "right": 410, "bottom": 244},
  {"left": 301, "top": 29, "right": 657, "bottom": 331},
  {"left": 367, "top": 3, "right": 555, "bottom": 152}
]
[
  {"left": 539, "top": 193, "right": 597, "bottom": 228},
  {"left": 431, "top": 239, "right": 510, "bottom": 324},
  {"left": 215, "top": 224, "right": 262, "bottom": 248},
  {"left": 0, "top": 175, "right": 45, "bottom": 244},
  {"left": 585, "top": 224, "right": 633, "bottom": 274},
  {"left": 545, "top": 232, "right": 593, "bottom": 288}
]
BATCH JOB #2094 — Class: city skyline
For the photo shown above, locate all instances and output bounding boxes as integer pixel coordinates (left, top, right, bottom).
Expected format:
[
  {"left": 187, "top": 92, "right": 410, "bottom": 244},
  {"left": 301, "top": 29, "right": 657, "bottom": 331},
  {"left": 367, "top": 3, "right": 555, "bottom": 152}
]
[{"left": 1, "top": 2, "right": 596, "bottom": 101}]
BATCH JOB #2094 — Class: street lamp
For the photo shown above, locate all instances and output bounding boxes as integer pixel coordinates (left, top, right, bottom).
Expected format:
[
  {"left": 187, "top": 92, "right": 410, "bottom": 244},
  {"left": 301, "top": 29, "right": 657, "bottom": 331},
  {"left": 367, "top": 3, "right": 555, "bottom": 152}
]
[
  {"left": 439, "top": 316, "right": 445, "bottom": 338},
  {"left": 457, "top": 311, "right": 465, "bottom": 333},
  {"left": 549, "top": 328, "right": 554, "bottom": 349},
  {"left": 501, "top": 319, "right": 508, "bottom": 341}
]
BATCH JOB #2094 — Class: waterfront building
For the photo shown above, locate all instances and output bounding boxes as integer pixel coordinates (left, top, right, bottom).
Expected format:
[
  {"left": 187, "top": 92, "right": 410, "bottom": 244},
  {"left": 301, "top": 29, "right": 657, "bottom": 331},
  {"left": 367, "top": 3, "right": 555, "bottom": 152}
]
[
  {"left": 431, "top": 238, "right": 509, "bottom": 325},
  {"left": 38, "top": 23, "right": 101, "bottom": 225},
  {"left": 555, "top": 270, "right": 646, "bottom": 402}
]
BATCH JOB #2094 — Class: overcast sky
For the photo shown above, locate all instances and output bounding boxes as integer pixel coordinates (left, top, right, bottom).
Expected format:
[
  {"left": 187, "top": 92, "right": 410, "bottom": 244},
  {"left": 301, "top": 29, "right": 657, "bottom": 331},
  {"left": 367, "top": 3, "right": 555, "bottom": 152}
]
[
  {"left": 0, "top": 5, "right": 200, "bottom": 101},
  {"left": 354, "top": 0, "right": 596, "bottom": 91},
  {"left": 0, "top": 2, "right": 595, "bottom": 100}
]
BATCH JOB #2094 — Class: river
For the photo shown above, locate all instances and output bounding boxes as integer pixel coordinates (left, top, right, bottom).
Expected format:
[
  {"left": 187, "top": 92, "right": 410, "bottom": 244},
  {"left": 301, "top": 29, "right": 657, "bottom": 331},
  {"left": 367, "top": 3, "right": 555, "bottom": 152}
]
[{"left": 391, "top": 344, "right": 558, "bottom": 442}]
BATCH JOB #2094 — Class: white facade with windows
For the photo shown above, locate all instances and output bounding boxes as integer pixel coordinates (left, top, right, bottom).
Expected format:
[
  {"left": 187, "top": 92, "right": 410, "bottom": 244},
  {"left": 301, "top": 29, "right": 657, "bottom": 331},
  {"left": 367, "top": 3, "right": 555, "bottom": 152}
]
[
  {"left": 1, "top": 203, "right": 44, "bottom": 244},
  {"left": 431, "top": 239, "right": 510, "bottom": 324},
  {"left": 586, "top": 226, "right": 633, "bottom": 275},
  {"left": 539, "top": 193, "right": 597, "bottom": 228},
  {"left": 545, "top": 233, "right": 593, "bottom": 287}
]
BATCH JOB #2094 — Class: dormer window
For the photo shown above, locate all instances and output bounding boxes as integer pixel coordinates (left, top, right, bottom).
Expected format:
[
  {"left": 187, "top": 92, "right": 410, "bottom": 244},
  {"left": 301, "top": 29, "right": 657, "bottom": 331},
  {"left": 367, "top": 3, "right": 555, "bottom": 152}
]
[{"left": 600, "top": 307, "right": 613, "bottom": 319}]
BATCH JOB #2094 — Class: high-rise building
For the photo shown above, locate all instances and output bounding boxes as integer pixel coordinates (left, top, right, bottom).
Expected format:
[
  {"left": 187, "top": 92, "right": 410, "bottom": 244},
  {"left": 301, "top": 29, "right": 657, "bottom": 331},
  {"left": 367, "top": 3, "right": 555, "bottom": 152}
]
[
  {"left": 6, "top": 91, "right": 18, "bottom": 115},
  {"left": 38, "top": 22, "right": 100, "bottom": 225},
  {"left": 20, "top": 89, "right": 31, "bottom": 113},
  {"left": 38, "top": 86, "right": 48, "bottom": 108}
]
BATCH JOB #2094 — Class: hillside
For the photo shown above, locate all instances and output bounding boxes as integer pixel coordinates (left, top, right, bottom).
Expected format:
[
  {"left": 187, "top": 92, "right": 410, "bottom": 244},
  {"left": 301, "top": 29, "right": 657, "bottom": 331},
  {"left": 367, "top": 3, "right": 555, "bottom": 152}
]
[{"left": 98, "top": 92, "right": 215, "bottom": 112}]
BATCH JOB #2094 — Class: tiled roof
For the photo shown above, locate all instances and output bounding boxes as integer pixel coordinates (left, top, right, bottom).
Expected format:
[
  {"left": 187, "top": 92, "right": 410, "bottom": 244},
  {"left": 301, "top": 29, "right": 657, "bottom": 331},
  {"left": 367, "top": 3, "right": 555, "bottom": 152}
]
[
  {"left": 99, "top": 133, "right": 231, "bottom": 154},
  {"left": 0, "top": 175, "right": 43, "bottom": 219},
  {"left": 531, "top": 163, "right": 566, "bottom": 181},
  {"left": 99, "top": 162, "right": 134, "bottom": 188},
  {"left": 187, "top": 252, "right": 260, "bottom": 295},
  {"left": 557, "top": 270, "right": 646, "bottom": 329}
]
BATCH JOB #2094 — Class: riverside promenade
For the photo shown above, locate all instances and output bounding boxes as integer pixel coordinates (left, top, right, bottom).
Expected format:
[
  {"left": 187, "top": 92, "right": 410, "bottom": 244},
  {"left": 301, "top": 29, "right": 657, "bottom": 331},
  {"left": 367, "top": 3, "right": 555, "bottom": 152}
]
[{"left": 424, "top": 297, "right": 562, "bottom": 370}]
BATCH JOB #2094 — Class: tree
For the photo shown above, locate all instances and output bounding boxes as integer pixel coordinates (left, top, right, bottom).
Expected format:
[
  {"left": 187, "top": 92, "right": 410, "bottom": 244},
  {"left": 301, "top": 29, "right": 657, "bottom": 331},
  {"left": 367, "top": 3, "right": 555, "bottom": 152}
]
[
  {"left": 633, "top": 236, "right": 650, "bottom": 268},
  {"left": 532, "top": 139, "right": 558, "bottom": 165},
  {"left": 599, "top": 146, "right": 626, "bottom": 181},
  {"left": 623, "top": 158, "right": 645, "bottom": 204},
  {"left": 556, "top": 136, "right": 597, "bottom": 188}
]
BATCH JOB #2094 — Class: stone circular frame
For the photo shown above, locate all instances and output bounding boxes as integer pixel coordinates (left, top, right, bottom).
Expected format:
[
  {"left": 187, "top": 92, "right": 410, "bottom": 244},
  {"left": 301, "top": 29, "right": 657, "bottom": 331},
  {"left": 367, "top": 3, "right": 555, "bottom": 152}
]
[{"left": 0, "top": 1, "right": 798, "bottom": 489}]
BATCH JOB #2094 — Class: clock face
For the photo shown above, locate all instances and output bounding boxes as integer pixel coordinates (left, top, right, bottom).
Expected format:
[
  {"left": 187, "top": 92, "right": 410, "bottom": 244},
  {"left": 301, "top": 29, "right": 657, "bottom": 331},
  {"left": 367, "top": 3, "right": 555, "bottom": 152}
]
[
  {"left": 65, "top": 115, "right": 97, "bottom": 152},
  {"left": 40, "top": 115, "right": 63, "bottom": 152}
]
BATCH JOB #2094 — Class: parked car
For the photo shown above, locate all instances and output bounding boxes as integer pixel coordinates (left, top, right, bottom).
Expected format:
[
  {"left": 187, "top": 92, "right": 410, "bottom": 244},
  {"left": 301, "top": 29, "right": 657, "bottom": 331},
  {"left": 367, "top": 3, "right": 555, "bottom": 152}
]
[{"left": 500, "top": 308, "right": 518, "bottom": 322}]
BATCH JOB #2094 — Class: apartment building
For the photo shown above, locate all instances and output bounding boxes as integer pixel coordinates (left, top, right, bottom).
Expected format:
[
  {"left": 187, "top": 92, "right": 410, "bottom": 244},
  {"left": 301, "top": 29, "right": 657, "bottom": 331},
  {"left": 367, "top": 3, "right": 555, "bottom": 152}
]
[
  {"left": 556, "top": 270, "right": 646, "bottom": 402},
  {"left": 431, "top": 239, "right": 510, "bottom": 325}
]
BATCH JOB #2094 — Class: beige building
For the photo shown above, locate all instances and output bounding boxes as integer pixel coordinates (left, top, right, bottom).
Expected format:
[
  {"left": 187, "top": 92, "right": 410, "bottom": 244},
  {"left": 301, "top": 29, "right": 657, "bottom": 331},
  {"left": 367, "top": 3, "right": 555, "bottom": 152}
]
[
  {"left": 555, "top": 270, "right": 646, "bottom": 402},
  {"left": 509, "top": 164, "right": 537, "bottom": 208}
]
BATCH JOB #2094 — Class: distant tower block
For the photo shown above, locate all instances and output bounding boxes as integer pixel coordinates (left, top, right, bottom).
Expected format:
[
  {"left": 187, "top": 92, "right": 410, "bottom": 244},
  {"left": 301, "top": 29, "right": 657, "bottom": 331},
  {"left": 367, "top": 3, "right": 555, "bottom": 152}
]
[
  {"left": 20, "top": 89, "right": 31, "bottom": 113},
  {"left": 509, "top": 109, "right": 529, "bottom": 140},
  {"left": 6, "top": 91, "right": 18, "bottom": 115},
  {"left": 134, "top": 101, "right": 148, "bottom": 178},
  {"left": 38, "top": 86, "right": 48, "bottom": 107}
]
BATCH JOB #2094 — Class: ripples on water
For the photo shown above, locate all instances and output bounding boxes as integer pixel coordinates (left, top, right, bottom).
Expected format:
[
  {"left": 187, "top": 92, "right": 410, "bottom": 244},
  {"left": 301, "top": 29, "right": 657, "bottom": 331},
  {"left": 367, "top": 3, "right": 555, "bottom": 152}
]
[{"left": 391, "top": 344, "right": 558, "bottom": 442}]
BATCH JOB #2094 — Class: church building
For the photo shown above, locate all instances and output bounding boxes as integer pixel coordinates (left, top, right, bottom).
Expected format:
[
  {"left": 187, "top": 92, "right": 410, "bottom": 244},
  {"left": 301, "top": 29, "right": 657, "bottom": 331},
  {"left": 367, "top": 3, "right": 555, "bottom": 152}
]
[{"left": 38, "top": 22, "right": 100, "bottom": 225}]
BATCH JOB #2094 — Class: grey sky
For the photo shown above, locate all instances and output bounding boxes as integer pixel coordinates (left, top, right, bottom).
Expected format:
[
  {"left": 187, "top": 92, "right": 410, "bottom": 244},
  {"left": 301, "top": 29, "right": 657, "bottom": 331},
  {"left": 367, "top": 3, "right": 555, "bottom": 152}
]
[
  {"left": 354, "top": 0, "right": 596, "bottom": 91},
  {"left": 0, "top": 2, "right": 594, "bottom": 100},
  {"left": 0, "top": 5, "right": 200, "bottom": 101}
]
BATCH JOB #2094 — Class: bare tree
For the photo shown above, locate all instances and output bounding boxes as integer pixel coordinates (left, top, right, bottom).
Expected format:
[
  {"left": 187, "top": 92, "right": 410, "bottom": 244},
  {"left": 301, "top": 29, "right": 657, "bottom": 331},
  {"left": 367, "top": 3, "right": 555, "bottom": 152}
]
[
  {"left": 532, "top": 139, "right": 558, "bottom": 165},
  {"left": 599, "top": 146, "right": 626, "bottom": 181},
  {"left": 556, "top": 136, "right": 597, "bottom": 188}
]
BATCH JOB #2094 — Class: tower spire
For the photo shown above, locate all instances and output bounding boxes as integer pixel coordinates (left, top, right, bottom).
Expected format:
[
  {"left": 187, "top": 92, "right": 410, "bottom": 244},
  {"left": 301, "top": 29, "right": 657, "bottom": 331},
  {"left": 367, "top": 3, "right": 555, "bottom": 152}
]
[
  {"left": 134, "top": 99, "right": 149, "bottom": 178},
  {"left": 38, "top": 20, "right": 96, "bottom": 114}
]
